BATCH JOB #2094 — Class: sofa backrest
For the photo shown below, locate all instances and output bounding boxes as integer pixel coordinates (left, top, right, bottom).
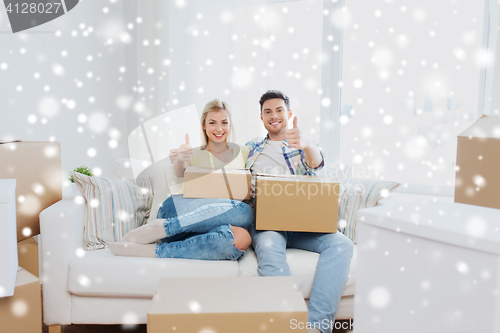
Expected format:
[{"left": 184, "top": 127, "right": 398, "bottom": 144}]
[
  {"left": 114, "top": 158, "right": 353, "bottom": 221},
  {"left": 114, "top": 158, "right": 182, "bottom": 221}
]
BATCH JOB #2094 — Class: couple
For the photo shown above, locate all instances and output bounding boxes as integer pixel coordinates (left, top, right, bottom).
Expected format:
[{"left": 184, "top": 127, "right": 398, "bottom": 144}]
[{"left": 112, "top": 90, "right": 354, "bottom": 333}]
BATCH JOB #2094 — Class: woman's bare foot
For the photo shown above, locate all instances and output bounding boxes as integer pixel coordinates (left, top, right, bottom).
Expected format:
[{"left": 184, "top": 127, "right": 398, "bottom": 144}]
[
  {"left": 122, "top": 219, "right": 167, "bottom": 244},
  {"left": 109, "top": 242, "right": 156, "bottom": 257}
]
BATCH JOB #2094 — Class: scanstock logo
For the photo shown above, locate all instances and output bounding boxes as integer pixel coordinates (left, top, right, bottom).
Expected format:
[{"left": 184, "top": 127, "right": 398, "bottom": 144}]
[{"left": 3, "top": 0, "right": 79, "bottom": 33}]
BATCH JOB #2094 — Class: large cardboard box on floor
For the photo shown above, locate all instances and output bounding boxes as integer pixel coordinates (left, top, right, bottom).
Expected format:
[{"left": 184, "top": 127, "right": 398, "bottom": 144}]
[
  {"left": 0, "top": 179, "right": 18, "bottom": 297},
  {"left": 17, "top": 237, "right": 39, "bottom": 278},
  {"left": 0, "top": 267, "right": 42, "bottom": 333},
  {"left": 455, "top": 115, "right": 500, "bottom": 209},
  {"left": 0, "top": 141, "right": 62, "bottom": 241},
  {"left": 148, "top": 276, "right": 307, "bottom": 333},
  {"left": 183, "top": 167, "right": 251, "bottom": 200},
  {"left": 255, "top": 175, "right": 340, "bottom": 233}
]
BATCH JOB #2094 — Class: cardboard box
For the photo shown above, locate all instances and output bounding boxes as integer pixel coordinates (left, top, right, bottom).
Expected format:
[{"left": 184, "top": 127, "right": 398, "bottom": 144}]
[
  {"left": 17, "top": 237, "right": 39, "bottom": 278},
  {"left": 455, "top": 115, "right": 500, "bottom": 209},
  {"left": 148, "top": 276, "right": 307, "bottom": 333},
  {"left": 183, "top": 167, "right": 251, "bottom": 200},
  {"left": 256, "top": 175, "right": 339, "bottom": 233},
  {"left": 0, "top": 267, "right": 42, "bottom": 333},
  {"left": 0, "top": 179, "right": 18, "bottom": 298},
  {"left": 0, "top": 141, "right": 62, "bottom": 241}
]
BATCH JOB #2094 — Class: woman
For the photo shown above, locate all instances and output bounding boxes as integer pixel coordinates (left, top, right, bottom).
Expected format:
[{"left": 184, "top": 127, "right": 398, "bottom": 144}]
[{"left": 110, "top": 99, "right": 253, "bottom": 260}]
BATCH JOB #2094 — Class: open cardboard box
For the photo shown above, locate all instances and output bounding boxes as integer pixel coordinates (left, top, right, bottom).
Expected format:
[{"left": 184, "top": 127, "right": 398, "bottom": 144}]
[
  {"left": 148, "top": 276, "right": 307, "bottom": 333},
  {"left": 255, "top": 174, "right": 340, "bottom": 233},
  {"left": 455, "top": 115, "right": 500, "bottom": 209},
  {"left": 183, "top": 167, "right": 251, "bottom": 201}
]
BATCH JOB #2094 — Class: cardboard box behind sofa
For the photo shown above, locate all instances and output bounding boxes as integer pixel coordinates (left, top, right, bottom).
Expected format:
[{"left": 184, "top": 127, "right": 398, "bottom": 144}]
[
  {"left": 184, "top": 167, "right": 251, "bottom": 200},
  {"left": 455, "top": 115, "right": 500, "bottom": 209},
  {"left": 256, "top": 175, "right": 340, "bottom": 233},
  {"left": 17, "top": 237, "right": 39, "bottom": 278},
  {"left": 0, "top": 267, "right": 42, "bottom": 333},
  {"left": 0, "top": 141, "right": 62, "bottom": 241}
]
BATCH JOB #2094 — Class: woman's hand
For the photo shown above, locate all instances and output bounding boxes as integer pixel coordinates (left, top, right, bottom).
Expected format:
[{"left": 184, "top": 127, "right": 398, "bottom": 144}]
[
  {"left": 169, "top": 149, "right": 179, "bottom": 164},
  {"left": 173, "top": 134, "right": 192, "bottom": 178},
  {"left": 176, "top": 134, "right": 192, "bottom": 163}
]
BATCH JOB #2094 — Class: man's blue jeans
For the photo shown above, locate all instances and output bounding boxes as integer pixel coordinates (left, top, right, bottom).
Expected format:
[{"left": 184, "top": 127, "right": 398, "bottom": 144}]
[
  {"left": 250, "top": 224, "right": 354, "bottom": 333},
  {"left": 155, "top": 194, "right": 254, "bottom": 260}
]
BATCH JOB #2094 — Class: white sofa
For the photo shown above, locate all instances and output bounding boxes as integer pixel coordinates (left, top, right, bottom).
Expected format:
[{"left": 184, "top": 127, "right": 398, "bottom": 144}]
[{"left": 40, "top": 162, "right": 357, "bottom": 330}]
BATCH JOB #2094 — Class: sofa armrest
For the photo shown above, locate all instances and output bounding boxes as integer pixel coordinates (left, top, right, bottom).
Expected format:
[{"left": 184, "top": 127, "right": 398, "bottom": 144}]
[{"left": 40, "top": 198, "right": 85, "bottom": 326}]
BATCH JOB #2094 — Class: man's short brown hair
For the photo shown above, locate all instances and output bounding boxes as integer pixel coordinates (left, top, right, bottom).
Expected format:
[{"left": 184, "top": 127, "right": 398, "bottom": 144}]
[{"left": 259, "top": 90, "right": 290, "bottom": 112}]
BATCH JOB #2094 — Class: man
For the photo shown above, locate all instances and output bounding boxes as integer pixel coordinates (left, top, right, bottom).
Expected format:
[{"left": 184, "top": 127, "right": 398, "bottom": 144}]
[{"left": 246, "top": 90, "right": 353, "bottom": 333}]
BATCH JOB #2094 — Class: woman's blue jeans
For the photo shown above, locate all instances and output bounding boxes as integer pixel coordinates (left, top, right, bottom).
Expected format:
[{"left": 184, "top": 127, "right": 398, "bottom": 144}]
[{"left": 155, "top": 194, "right": 254, "bottom": 260}]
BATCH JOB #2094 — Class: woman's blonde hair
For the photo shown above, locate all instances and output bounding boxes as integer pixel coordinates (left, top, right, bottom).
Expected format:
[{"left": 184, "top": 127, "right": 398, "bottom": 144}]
[{"left": 200, "top": 99, "right": 234, "bottom": 148}]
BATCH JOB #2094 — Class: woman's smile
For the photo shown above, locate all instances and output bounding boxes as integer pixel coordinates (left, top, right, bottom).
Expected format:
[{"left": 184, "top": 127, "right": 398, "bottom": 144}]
[{"left": 212, "top": 132, "right": 226, "bottom": 140}]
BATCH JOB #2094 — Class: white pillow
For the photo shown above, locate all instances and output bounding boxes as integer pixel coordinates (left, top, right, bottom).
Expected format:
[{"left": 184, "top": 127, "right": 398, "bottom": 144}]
[{"left": 72, "top": 172, "right": 154, "bottom": 250}]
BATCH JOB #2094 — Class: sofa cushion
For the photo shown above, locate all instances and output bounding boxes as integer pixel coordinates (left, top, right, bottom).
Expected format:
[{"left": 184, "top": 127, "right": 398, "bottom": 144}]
[
  {"left": 238, "top": 245, "right": 357, "bottom": 298},
  {"left": 68, "top": 249, "right": 239, "bottom": 297}
]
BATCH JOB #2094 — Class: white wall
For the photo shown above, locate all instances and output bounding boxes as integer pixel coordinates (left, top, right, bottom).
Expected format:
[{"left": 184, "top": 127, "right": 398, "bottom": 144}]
[
  {"left": 483, "top": 0, "right": 500, "bottom": 115},
  {"left": 0, "top": 0, "right": 140, "bottom": 197},
  {"left": 490, "top": 44, "right": 500, "bottom": 115}
]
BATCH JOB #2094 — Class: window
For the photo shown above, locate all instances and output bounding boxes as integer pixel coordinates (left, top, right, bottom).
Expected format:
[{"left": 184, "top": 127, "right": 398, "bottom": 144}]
[
  {"left": 154, "top": 0, "right": 342, "bottom": 150},
  {"left": 340, "top": 0, "right": 488, "bottom": 192}
]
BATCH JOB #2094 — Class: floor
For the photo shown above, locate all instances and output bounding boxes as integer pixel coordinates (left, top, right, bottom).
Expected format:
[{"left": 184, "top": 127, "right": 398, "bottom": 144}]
[
  {"left": 40, "top": 287, "right": 353, "bottom": 333},
  {"left": 41, "top": 322, "right": 353, "bottom": 332},
  {"left": 42, "top": 324, "right": 147, "bottom": 333}
]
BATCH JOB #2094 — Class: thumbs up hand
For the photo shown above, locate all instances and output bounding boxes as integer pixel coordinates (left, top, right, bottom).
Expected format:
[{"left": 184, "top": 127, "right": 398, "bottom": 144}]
[
  {"left": 285, "top": 117, "right": 310, "bottom": 150},
  {"left": 168, "top": 149, "right": 179, "bottom": 164},
  {"left": 177, "top": 134, "right": 193, "bottom": 163}
]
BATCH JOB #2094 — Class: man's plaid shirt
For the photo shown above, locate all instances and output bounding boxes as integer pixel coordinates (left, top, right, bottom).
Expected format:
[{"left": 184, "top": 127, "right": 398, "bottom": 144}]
[
  {"left": 244, "top": 136, "right": 325, "bottom": 207},
  {"left": 245, "top": 135, "right": 324, "bottom": 175}
]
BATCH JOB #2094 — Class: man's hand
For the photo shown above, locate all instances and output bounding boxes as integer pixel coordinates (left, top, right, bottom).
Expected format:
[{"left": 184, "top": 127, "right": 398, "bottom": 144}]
[
  {"left": 285, "top": 117, "right": 310, "bottom": 150},
  {"left": 176, "top": 134, "right": 193, "bottom": 163},
  {"left": 168, "top": 149, "right": 179, "bottom": 164}
]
